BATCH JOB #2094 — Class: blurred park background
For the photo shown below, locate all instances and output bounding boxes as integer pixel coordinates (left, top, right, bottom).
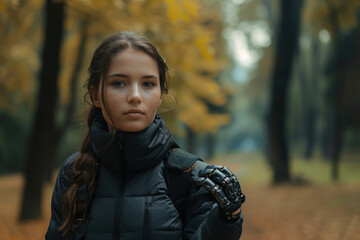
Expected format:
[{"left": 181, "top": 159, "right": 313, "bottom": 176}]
[{"left": 0, "top": 0, "right": 360, "bottom": 239}]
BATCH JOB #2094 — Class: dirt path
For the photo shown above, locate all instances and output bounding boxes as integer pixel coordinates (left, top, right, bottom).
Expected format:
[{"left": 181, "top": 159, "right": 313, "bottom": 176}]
[
  {"left": 0, "top": 170, "right": 359, "bottom": 240},
  {"left": 242, "top": 184, "right": 360, "bottom": 240},
  {"left": 212, "top": 157, "right": 360, "bottom": 240}
]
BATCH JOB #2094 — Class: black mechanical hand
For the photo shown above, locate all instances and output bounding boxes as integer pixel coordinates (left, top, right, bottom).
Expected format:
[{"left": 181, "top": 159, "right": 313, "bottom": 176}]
[{"left": 192, "top": 165, "right": 245, "bottom": 222}]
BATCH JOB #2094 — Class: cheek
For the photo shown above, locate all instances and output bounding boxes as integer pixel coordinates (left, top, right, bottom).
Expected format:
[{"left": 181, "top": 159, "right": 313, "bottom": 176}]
[
  {"left": 144, "top": 88, "right": 160, "bottom": 102},
  {"left": 150, "top": 93, "right": 162, "bottom": 108},
  {"left": 105, "top": 90, "right": 125, "bottom": 104}
]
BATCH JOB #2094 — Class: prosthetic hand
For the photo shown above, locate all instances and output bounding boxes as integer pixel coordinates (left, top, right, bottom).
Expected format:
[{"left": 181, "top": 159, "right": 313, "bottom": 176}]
[{"left": 192, "top": 165, "right": 245, "bottom": 222}]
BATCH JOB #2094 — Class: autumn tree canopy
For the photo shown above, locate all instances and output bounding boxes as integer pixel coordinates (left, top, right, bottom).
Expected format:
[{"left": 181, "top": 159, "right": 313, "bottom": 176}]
[{"left": 0, "top": 0, "right": 231, "bottom": 136}]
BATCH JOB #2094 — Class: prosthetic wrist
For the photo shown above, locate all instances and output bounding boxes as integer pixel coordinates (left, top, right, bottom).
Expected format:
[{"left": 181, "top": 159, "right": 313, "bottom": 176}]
[{"left": 192, "top": 165, "right": 245, "bottom": 223}]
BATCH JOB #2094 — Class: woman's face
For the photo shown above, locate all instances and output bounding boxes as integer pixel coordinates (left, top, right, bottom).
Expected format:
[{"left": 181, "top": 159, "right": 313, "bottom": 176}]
[{"left": 92, "top": 48, "right": 162, "bottom": 132}]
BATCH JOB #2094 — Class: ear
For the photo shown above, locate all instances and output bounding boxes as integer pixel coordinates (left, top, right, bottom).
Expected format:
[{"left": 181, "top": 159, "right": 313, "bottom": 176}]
[{"left": 90, "top": 86, "right": 101, "bottom": 108}]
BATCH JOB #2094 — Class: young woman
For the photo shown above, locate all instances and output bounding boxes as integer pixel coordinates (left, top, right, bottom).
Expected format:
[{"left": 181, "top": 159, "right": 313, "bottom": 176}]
[{"left": 46, "top": 32, "right": 245, "bottom": 240}]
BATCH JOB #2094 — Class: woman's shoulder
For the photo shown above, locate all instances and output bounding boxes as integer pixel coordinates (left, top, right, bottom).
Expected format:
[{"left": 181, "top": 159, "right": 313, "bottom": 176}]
[
  {"left": 166, "top": 148, "right": 208, "bottom": 174},
  {"left": 63, "top": 152, "right": 80, "bottom": 167},
  {"left": 56, "top": 152, "right": 80, "bottom": 174},
  {"left": 54, "top": 152, "right": 80, "bottom": 188}
]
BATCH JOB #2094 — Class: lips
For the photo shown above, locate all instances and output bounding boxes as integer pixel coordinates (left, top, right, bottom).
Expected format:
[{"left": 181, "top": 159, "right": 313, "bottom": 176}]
[{"left": 124, "top": 109, "right": 145, "bottom": 115}]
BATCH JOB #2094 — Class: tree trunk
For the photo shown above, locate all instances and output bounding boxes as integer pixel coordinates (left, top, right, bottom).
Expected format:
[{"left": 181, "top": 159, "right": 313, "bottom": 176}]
[
  {"left": 304, "top": 106, "right": 316, "bottom": 159},
  {"left": 300, "top": 38, "right": 319, "bottom": 160},
  {"left": 45, "top": 21, "right": 89, "bottom": 182},
  {"left": 320, "top": 112, "right": 333, "bottom": 161},
  {"left": 330, "top": 66, "right": 344, "bottom": 181},
  {"left": 19, "top": 0, "right": 64, "bottom": 220},
  {"left": 44, "top": 132, "right": 61, "bottom": 182},
  {"left": 267, "top": 0, "right": 304, "bottom": 184},
  {"left": 298, "top": 50, "right": 309, "bottom": 153},
  {"left": 326, "top": 0, "right": 344, "bottom": 182},
  {"left": 304, "top": 38, "right": 320, "bottom": 159},
  {"left": 186, "top": 126, "right": 196, "bottom": 154},
  {"left": 205, "top": 133, "right": 215, "bottom": 159}
]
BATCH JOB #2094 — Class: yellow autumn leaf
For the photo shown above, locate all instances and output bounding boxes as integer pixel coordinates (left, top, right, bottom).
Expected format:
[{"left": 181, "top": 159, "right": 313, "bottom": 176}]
[
  {"left": 129, "top": 1, "right": 142, "bottom": 16},
  {"left": 195, "top": 35, "right": 214, "bottom": 61},
  {"left": 163, "top": 0, "right": 190, "bottom": 23},
  {"left": 183, "top": 0, "right": 197, "bottom": 16},
  {"left": 0, "top": 1, "right": 5, "bottom": 13}
]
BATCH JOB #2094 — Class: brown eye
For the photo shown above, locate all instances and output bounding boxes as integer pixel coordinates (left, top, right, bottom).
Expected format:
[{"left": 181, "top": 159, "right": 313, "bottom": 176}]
[
  {"left": 143, "top": 81, "right": 155, "bottom": 88},
  {"left": 112, "top": 81, "right": 125, "bottom": 87}
]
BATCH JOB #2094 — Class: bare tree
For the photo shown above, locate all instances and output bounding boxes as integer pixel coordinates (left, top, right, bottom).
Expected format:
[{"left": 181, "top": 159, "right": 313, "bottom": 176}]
[
  {"left": 267, "top": 0, "right": 304, "bottom": 184},
  {"left": 19, "top": 0, "right": 65, "bottom": 220}
]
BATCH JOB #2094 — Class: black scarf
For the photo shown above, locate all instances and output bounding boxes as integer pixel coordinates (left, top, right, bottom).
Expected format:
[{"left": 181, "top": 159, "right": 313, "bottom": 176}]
[{"left": 90, "top": 113, "right": 177, "bottom": 174}]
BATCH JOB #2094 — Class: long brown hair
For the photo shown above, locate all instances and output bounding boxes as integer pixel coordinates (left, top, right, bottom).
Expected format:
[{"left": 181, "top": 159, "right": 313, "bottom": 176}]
[{"left": 59, "top": 32, "right": 169, "bottom": 235}]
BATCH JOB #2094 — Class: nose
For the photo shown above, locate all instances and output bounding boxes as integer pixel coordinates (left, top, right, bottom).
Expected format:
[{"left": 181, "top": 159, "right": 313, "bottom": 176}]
[{"left": 127, "top": 84, "right": 142, "bottom": 104}]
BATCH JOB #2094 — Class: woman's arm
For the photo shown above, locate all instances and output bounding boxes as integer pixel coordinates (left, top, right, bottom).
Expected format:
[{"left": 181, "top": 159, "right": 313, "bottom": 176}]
[
  {"left": 184, "top": 203, "right": 243, "bottom": 240},
  {"left": 45, "top": 153, "right": 79, "bottom": 240}
]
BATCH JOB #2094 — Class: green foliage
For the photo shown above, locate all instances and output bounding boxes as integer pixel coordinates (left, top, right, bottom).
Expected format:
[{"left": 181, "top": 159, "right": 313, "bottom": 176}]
[
  {"left": 0, "top": 111, "right": 28, "bottom": 174},
  {"left": 304, "top": 0, "right": 360, "bottom": 35},
  {"left": 0, "top": 0, "right": 43, "bottom": 112},
  {"left": 213, "top": 152, "right": 360, "bottom": 186},
  {"left": 56, "top": 123, "right": 86, "bottom": 166}
]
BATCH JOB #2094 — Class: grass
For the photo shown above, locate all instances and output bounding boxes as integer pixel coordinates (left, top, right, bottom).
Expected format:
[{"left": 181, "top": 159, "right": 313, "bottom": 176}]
[
  {"left": 211, "top": 151, "right": 360, "bottom": 186},
  {"left": 291, "top": 157, "right": 360, "bottom": 185}
]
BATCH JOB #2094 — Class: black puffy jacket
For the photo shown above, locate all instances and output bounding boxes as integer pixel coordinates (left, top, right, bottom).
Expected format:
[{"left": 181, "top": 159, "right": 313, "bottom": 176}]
[{"left": 45, "top": 114, "right": 243, "bottom": 240}]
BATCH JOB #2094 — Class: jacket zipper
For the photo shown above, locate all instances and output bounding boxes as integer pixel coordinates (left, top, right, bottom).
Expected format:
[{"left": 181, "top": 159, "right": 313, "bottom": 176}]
[{"left": 143, "top": 197, "right": 152, "bottom": 240}]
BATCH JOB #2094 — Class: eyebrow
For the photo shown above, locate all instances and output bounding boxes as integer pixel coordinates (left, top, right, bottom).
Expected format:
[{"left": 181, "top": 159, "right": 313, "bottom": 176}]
[{"left": 107, "top": 73, "right": 159, "bottom": 79}]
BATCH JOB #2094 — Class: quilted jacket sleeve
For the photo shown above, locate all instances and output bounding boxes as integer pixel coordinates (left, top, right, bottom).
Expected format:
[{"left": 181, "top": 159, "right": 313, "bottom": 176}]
[
  {"left": 45, "top": 153, "right": 79, "bottom": 240},
  {"left": 183, "top": 162, "right": 243, "bottom": 240}
]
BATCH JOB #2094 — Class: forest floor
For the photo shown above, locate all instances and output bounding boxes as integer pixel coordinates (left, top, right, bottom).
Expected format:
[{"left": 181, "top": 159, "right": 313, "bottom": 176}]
[{"left": 1, "top": 153, "right": 359, "bottom": 240}]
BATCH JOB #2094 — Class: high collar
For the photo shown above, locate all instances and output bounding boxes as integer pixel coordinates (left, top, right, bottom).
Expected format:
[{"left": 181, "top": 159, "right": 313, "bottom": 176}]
[{"left": 90, "top": 113, "right": 177, "bottom": 174}]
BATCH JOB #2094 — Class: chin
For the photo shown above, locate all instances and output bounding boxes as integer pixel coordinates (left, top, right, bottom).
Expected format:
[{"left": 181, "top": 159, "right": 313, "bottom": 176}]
[{"left": 118, "top": 123, "right": 149, "bottom": 133}]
